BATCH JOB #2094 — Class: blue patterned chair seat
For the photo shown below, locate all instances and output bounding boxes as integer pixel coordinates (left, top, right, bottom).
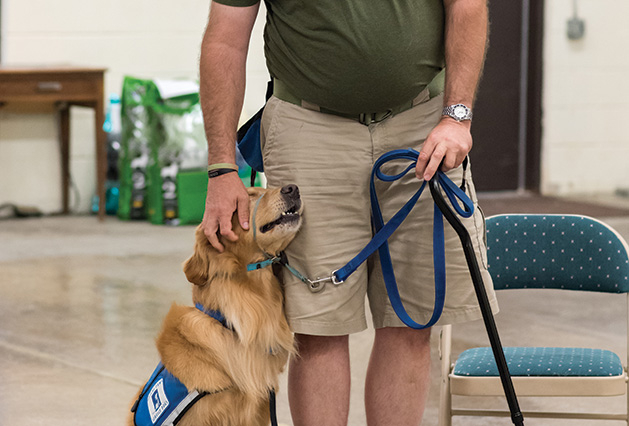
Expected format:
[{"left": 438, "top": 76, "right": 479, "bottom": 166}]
[{"left": 453, "top": 347, "right": 624, "bottom": 377}]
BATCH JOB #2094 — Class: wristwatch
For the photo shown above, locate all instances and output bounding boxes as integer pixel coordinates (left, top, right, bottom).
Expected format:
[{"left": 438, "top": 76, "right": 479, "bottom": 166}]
[{"left": 442, "top": 104, "right": 473, "bottom": 122}]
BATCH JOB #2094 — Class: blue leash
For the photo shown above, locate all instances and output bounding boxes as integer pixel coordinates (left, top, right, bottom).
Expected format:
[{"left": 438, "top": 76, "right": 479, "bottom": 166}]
[
  {"left": 243, "top": 149, "right": 519, "bottom": 423},
  {"left": 247, "top": 148, "right": 474, "bottom": 329},
  {"left": 334, "top": 148, "right": 474, "bottom": 329}
]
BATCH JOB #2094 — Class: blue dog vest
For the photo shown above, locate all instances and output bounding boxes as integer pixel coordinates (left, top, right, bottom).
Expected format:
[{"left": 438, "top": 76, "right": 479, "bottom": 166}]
[
  {"left": 131, "top": 304, "right": 278, "bottom": 426},
  {"left": 132, "top": 362, "right": 212, "bottom": 426},
  {"left": 131, "top": 304, "right": 228, "bottom": 426}
]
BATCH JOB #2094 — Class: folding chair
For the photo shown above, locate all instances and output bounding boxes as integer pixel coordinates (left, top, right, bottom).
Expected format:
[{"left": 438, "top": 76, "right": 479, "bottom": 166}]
[{"left": 439, "top": 214, "right": 629, "bottom": 425}]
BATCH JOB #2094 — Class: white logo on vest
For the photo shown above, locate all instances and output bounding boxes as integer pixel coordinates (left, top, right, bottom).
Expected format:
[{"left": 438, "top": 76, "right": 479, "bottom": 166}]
[{"left": 148, "top": 378, "right": 169, "bottom": 423}]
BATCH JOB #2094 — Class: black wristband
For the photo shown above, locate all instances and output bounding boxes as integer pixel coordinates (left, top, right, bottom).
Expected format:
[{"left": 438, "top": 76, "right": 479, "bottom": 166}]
[{"left": 208, "top": 168, "right": 238, "bottom": 179}]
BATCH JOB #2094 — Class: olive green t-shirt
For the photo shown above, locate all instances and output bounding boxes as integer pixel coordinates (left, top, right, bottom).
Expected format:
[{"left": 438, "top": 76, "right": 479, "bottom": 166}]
[{"left": 214, "top": 0, "right": 445, "bottom": 114}]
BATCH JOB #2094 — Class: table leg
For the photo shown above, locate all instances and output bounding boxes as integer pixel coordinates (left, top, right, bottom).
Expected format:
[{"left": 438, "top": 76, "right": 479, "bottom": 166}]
[
  {"left": 94, "top": 80, "right": 107, "bottom": 221},
  {"left": 57, "top": 102, "right": 71, "bottom": 215}
]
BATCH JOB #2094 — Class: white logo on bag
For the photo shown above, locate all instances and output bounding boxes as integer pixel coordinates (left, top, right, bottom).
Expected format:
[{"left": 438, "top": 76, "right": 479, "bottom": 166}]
[{"left": 148, "top": 378, "right": 169, "bottom": 423}]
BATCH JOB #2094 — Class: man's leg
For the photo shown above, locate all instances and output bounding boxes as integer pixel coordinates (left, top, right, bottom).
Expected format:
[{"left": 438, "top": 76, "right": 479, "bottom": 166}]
[
  {"left": 365, "top": 326, "right": 432, "bottom": 426},
  {"left": 288, "top": 334, "right": 351, "bottom": 426}
]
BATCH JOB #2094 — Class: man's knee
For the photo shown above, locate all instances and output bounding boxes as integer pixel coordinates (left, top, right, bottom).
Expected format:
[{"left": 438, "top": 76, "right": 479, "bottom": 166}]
[
  {"left": 374, "top": 326, "right": 431, "bottom": 350},
  {"left": 294, "top": 333, "right": 349, "bottom": 359}
]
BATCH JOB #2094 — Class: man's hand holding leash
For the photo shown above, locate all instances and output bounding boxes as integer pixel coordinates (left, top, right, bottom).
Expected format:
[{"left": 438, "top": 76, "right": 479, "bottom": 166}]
[{"left": 416, "top": 117, "right": 473, "bottom": 181}]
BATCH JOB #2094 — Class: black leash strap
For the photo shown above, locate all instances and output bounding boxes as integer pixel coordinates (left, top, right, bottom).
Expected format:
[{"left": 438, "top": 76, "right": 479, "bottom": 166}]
[
  {"left": 429, "top": 179, "right": 525, "bottom": 426},
  {"left": 269, "top": 390, "right": 278, "bottom": 426}
]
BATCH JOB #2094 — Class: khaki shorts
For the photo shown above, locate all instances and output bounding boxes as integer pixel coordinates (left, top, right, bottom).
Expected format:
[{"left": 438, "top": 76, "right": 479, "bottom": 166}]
[{"left": 260, "top": 91, "right": 498, "bottom": 336}]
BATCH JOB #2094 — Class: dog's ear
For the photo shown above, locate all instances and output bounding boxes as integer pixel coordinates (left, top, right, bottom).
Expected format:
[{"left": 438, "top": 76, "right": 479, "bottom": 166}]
[
  {"left": 183, "top": 250, "right": 209, "bottom": 286},
  {"left": 183, "top": 225, "right": 244, "bottom": 286},
  {"left": 183, "top": 227, "right": 216, "bottom": 286}
]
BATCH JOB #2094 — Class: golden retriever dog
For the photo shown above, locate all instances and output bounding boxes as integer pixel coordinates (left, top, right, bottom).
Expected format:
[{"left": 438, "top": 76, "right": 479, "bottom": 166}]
[{"left": 129, "top": 184, "right": 302, "bottom": 426}]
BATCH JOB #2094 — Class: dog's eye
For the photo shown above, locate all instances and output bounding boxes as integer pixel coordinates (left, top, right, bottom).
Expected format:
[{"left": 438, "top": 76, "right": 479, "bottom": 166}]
[{"left": 260, "top": 223, "right": 275, "bottom": 233}]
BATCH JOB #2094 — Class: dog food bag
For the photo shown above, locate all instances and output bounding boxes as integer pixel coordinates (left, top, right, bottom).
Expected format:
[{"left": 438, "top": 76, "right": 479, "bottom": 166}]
[
  {"left": 147, "top": 79, "right": 208, "bottom": 226},
  {"left": 118, "top": 76, "right": 160, "bottom": 221}
]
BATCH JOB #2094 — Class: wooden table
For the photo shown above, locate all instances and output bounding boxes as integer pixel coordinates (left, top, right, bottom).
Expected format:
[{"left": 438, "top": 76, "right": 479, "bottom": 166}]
[{"left": 0, "top": 65, "right": 108, "bottom": 220}]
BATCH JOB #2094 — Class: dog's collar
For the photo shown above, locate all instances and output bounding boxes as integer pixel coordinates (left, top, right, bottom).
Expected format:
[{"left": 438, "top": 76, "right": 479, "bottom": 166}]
[
  {"left": 195, "top": 303, "right": 232, "bottom": 331},
  {"left": 247, "top": 255, "right": 281, "bottom": 271},
  {"left": 246, "top": 251, "right": 314, "bottom": 293}
]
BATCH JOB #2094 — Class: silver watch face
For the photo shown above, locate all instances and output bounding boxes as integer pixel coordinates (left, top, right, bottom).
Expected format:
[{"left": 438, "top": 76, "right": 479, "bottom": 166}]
[{"left": 453, "top": 105, "right": 467, "bottom": 119}]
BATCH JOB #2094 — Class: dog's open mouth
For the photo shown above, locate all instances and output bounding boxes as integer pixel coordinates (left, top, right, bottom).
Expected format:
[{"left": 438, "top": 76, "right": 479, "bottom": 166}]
[{"left": 260, "top": 201, "right": 302, "bottom": 233}]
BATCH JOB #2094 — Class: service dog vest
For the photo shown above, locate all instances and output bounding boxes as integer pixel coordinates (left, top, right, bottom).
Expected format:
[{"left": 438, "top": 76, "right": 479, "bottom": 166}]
[
  {"left": 131, "top": 304, "right": 278, "bottom": 426},
  {"left": 131, "top": 362, "right": 216, "bottom": 426},
  {"left": 131, "top": 304, "right": 229, "bottom": 426}
]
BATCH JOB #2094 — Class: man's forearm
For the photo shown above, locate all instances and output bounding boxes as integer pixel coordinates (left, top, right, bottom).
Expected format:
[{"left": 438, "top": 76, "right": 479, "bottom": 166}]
[
  {"left": 199, "top": 2, "right": 259, "bottom": 165},
  {"left": 416, "top": 0, "right": 488, "bottom": 180},
  {"left": 443, "top": 0, "right": 488, "bottom": 108},
  {"left": 198, "top": 3, "right": 259, "bottom": 251},
  {"left": 199, "top": 38, "right": 247, "bottom": 165}
]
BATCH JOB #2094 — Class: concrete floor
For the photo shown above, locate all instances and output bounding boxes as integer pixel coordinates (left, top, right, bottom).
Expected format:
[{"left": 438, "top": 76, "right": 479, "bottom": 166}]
[{"left": 1, "top": 212, "right": 629, "bottom": 425}]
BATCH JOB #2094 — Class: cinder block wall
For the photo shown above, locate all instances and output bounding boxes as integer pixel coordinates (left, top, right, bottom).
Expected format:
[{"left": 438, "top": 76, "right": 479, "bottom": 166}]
[
  {"left": 0, "top": 0, "right": 267, "bottom": 214},
  {"left": 542, "top": 0, "right": 629, "bottom": 195}
]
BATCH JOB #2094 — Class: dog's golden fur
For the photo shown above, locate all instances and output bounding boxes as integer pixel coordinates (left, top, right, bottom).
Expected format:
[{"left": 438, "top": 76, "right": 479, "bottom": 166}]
[{"left": 129, "top": 186, "right": 303, "bottom": 426}]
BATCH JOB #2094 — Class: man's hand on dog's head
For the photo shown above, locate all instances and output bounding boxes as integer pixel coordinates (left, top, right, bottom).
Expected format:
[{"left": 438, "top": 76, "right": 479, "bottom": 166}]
[{"left": 202, "top": 172, "right": 250, "bottom": 252}]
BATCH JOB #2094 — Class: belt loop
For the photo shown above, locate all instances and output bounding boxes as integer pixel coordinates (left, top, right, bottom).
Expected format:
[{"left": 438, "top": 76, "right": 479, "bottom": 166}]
[
  {"left": 359, "top": 113, "right": 371, "bottom": 126},
  {"left": 359, "top": 111, "right": 391, "bottom": 126}
]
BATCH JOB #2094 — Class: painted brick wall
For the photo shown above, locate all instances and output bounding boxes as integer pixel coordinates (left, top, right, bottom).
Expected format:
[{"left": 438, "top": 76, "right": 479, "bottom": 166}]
[{"left": 542, "top": 0, "right": 629, "bottom": 195}]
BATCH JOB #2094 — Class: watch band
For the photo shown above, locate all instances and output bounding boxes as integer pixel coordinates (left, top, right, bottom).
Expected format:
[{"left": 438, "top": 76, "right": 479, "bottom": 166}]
[{"left": 442, "top": 104, "right": 473, "bottom": 122}]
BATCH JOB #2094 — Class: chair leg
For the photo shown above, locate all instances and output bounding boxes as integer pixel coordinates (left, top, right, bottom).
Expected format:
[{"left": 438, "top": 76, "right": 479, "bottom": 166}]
[
  {"left": 439, "top": 325, "right": 453, "bottom": 426},
  {"left": 438, "top": 387, "right": 452, "bottom": 426}
]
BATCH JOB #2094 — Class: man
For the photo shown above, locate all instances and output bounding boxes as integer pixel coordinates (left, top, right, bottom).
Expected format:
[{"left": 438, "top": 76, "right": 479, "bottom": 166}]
[{"left": 199, "top": 1, "right": 496, "bottom": 425}]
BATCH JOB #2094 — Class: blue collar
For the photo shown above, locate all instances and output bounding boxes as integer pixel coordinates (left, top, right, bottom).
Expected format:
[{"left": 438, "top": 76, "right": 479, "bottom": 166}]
[
  {"left": 246, "top": 253, "right": 313, "bottom": 288},
  {"left": 195, "top": 303, "right": 231, "bottom": 330},
  {"left": 247, "top": 255, "right": 281, "bottom": 271}
]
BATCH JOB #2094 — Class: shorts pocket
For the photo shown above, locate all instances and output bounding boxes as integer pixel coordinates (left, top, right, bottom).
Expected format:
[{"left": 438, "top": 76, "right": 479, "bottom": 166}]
[{"left": 260, "top": 96, "right": 282, "bottom": 164}]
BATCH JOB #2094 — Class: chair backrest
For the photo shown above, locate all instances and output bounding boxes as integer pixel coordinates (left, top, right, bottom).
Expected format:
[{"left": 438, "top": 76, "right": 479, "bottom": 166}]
[{"left": 486, "top": 214, "right": 629, "bottom": 293}]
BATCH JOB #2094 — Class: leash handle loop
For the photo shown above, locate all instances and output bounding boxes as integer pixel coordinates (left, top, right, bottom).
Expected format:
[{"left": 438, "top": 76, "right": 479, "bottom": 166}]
[{"left": 335, "top": 148, "right": 474, "bottom": 329}]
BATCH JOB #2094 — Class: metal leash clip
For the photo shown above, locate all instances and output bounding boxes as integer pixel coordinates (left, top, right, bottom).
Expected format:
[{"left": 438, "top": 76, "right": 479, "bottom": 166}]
[
  {"left": 306, "top": 276, "right": 328, "bottom": 293},
  {"left": 304, "top": 270, "right": 344, "bottom": 293},
  {"left": 278, "top": 255, "right": 345, "bottom": 293}
]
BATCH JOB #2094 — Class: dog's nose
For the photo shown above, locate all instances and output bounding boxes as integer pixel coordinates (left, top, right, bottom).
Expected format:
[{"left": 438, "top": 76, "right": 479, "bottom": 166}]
[{"left": 281, "top": 184, "right": 299, "bottom": 197}]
